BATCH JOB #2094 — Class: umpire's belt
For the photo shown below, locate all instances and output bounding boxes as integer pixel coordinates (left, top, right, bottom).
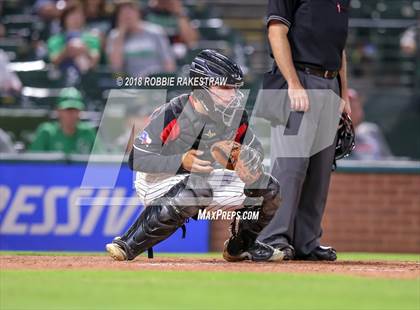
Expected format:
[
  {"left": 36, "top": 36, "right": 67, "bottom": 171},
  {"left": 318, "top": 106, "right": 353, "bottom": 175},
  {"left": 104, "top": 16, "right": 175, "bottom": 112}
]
[{"left": 295, "top": 63, "right": 338, "bottom": 79}]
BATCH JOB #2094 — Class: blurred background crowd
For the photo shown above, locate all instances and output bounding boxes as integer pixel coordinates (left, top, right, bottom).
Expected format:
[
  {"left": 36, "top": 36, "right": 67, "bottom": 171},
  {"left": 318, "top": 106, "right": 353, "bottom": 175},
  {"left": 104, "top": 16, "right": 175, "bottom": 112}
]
[{"left": 0, "top": 0, "right": 419, "bottom": 161}]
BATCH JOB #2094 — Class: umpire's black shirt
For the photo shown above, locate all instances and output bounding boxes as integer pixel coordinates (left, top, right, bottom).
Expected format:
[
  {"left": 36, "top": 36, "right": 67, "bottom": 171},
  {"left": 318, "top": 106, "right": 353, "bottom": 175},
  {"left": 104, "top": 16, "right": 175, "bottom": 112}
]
[{"left": 267, "top": 0, "right": 350, "bottom": 71}]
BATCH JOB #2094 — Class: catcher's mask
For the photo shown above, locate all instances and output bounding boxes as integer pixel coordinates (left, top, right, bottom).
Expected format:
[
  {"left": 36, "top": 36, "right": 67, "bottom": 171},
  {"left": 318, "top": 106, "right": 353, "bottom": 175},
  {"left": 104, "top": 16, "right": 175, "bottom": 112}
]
[
  {"left": 335, "top": 112, "right": 356, "bottom": 160},
  {"left": 190, "top": 49, "right": 245, "bottom": 126}
]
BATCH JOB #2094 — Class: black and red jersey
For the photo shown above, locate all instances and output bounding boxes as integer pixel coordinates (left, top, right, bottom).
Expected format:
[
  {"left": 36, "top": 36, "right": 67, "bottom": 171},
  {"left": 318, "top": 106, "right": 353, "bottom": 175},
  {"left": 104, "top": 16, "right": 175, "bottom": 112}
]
[{"left": 129, "top": 94, "right": 263, "bottom": 174}]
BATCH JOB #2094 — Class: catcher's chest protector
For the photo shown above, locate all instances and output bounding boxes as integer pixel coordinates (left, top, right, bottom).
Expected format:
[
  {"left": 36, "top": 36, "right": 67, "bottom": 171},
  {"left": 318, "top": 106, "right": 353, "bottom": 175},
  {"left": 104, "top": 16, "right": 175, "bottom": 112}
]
[{"left": 165, "top": 95, "right": 239, "bottom": 161}]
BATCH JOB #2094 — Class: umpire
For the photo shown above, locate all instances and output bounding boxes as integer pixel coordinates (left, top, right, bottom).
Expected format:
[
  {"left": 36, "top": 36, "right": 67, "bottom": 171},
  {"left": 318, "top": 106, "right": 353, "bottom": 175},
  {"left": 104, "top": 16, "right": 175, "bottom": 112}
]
[{"left": 257, "top": 0, "right": 351, "bottom": 260}]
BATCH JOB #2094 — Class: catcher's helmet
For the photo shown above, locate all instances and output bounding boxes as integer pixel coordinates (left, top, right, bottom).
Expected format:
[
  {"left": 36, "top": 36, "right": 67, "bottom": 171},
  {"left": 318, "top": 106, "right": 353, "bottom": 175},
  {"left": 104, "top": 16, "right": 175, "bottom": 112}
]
[
  {"left": 190, "top": 49, "right": 244, "bottom": 126},
  {"left": 335, "top": 112, "right": 356, "bottom": 160}
]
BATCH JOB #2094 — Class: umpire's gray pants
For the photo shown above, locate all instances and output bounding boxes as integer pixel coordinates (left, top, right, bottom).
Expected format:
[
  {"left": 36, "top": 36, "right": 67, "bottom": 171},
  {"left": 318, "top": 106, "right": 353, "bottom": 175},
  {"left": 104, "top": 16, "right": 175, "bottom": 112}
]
[{"left": 257, "top": 70, "right": 340, "bottom": 257}]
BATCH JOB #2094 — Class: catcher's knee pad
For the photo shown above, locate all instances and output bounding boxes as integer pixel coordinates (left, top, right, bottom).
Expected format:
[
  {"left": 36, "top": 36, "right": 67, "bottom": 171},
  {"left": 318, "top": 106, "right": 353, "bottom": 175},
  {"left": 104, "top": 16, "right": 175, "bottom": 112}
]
[
  {"left": 244, "top": 173, "right": 281, "bottom": 216},
  {"left": 244, "top": 173, "right": 280, "bottom": 200},
  {"left": 165, "top": 174, "right": 213, "bottom": 217},
  {"left": 236, "top": 173, "right": 281, "bottom": 237}
]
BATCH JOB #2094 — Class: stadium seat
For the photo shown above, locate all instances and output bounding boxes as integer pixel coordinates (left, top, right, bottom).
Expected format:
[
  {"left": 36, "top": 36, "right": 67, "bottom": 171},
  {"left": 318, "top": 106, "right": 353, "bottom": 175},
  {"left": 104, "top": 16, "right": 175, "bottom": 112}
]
[
  {"left": 21, "top": 86, "right": 63, "bottom": 108},
  {"left": 14, "top": 66, "right": 66, "bottom": 89},
  {"left": 0, "top": 38, "right": 29, "bottom": 61},
  {"left": 1, "top": 0, "right": 30, "bottom": 15},
  {"left": 193, "top": 19, "right": 233, "bottom": 41},
  {"left": 80, "top": 68, "right": 115, "bottom": 109},
  {"left": 2, "top": 14, "right": 39, "bottom": 38}
]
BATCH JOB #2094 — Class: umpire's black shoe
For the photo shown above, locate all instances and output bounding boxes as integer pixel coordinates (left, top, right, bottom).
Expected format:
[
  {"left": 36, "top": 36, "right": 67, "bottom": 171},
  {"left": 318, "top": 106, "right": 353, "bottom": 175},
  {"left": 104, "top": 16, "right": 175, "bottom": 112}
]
[
  {"left": 223, "top": 239, "right": 284, "bottom": 262},
  {"left": 299, "top": 246, "right": 337, "bottom": 261}
]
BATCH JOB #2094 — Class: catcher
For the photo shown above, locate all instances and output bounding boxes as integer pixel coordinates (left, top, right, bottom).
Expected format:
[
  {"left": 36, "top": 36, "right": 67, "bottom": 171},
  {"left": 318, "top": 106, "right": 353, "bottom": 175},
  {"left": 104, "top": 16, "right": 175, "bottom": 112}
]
[{"left": 106, "top": 49, "right": 284, "bottom": 262}]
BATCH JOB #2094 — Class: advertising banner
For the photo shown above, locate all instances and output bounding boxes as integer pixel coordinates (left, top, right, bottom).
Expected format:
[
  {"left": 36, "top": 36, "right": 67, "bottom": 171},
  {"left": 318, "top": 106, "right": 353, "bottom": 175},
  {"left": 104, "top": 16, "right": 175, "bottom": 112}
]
[{"left": 0, "top": 161, "right": 209, "bottom": 252}]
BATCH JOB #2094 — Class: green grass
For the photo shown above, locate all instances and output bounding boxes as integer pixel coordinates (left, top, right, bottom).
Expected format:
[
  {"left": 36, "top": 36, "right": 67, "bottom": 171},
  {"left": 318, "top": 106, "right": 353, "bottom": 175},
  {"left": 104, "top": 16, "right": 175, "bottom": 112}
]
[
  {"left": 1, "top": 252, "right": 419, "bottom": 310},
  {"left": 1, "top": 270, "right": 419, "bottom": 310},
  {"left": 1, "top": 251, "right": 419, "bottom": 261}
]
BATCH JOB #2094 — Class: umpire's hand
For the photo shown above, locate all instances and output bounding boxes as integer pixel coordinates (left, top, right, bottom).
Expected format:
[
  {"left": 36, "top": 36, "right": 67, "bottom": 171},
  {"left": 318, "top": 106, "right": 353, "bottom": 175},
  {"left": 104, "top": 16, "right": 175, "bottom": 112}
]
[
  {"left": 182, "top": 150, "right": 214, "bottom": 173},
  {"left": 288, "top": 82, "right": 310, "bottom": 112}
]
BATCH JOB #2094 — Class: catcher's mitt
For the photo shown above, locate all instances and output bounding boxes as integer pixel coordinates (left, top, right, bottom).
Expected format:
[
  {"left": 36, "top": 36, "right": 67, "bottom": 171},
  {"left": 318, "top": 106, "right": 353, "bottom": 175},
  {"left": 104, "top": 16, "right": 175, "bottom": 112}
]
[{"left": 210, "top": 140, "right": 263, "bottom": 184}]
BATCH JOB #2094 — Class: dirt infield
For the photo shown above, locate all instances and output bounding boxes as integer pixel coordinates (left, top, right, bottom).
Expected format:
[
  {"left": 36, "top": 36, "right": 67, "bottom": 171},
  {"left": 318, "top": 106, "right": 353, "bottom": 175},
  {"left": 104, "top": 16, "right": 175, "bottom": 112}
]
[{"left": 1, "top": 255, "right": 419, "bottom": 279}]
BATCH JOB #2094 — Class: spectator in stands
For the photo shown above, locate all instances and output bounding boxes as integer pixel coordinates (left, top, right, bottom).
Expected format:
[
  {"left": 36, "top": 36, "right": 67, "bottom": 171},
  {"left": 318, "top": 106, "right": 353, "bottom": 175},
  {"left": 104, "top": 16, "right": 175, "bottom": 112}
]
[
  {"left": 106, "top": 0, "right": 175, "bottom": 77},
  {"left": 0, "top": 23, "right": 5, "bottom": 38},
  {"left": 47, "top": 3, "right": 100, "bottom": 86},
  {"left": 33, "top": 0, "right": 71, "bottom": 38},
  {"left": 400, "top": 15, "right": 419, "bottom": 56},
  {"left": 34, "top": 0, "right": 62, "bottom": 22},
  {"left": 83, "top": 0, "right": 113, "bottom": 40},
  {"left": 348, "top": 89, "right": 393, "bottom": 160},
  {"left": 0, "top": 128, "right": 15, "bottom": 153},
  {"left": 0, "top": 49, "right": 22, "bottom": 94},
  {"left": 0, "top": 2, "right": 7, "bottom": 37},
  {"left": 29, "top": 87, "right": 101, "bottom": 154},
  {"left": 143, "top": 0, "right": 199, "bottom": 48}
]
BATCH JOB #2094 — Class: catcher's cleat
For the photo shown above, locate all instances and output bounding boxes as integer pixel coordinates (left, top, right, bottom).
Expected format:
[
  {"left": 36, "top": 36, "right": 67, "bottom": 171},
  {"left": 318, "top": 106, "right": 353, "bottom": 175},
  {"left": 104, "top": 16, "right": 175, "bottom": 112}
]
[
  {"left": 278, "top": 245, "right": 295, "bottom": 261},
  {"left": 106, "top": 243, "right": 127, "bottom": 261},
  {"left": 223, "top": 239, "right": 284, "bottom": 262}
]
